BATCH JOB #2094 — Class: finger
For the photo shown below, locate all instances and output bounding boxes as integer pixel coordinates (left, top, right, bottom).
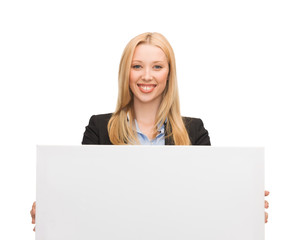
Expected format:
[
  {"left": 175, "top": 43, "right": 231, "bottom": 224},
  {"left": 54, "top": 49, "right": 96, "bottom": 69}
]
[
  {"left": 31, "top": 212, "right": 35, "bottom": 224},
  {"left": 30, "top": 208, "right": 36, "bottom": 224},
  {"left": 265, "top": 212, "right": 268, "bottom": 222},
  {"left": 265, "top": 200, "right": 269, "bottom": 208},
  {"left": 33, "top": 226, "right": 35, "bottom": 232},
  {"left": 30, "top": 208, "right": 35, "bottom": 216},
  {"left": 265, "top": 190, "right": 270, "bottom": 196},
  {"left": 30, "top": 209, "right": 35, "bottom": 217}
]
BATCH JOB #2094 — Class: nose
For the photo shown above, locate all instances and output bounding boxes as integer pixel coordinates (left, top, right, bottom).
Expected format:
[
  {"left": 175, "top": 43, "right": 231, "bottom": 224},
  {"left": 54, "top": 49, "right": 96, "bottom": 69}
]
[{"left": 142, "top": 67, "right": 153, "bottom": 81}]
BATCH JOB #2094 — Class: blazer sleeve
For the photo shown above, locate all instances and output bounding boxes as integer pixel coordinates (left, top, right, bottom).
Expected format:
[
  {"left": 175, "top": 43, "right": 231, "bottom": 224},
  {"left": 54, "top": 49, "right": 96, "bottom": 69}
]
[
  {"left": 184, "top": 117, "right": 211, "bottom": 145},
  {"left": 82, "top": 115, "right": 100, "bottom": 144},
  {"left": 194, "top": 118, "right": 211, "bottom": 145},
  {"left": 82, "top": 113, "right": 113, "bottom": 145}
]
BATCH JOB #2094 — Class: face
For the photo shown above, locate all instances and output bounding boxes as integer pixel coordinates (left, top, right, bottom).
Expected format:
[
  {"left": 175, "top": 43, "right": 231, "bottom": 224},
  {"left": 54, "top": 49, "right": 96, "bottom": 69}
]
[{"left": 129, "top": 44, "right": 169, "bottom": 106}]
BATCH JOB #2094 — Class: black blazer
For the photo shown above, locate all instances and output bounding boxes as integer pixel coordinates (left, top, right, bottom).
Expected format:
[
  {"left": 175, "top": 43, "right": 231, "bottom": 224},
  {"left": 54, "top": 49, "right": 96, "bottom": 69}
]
[{"left": 82, "top": 113, "right": 211, "bottom": 145}]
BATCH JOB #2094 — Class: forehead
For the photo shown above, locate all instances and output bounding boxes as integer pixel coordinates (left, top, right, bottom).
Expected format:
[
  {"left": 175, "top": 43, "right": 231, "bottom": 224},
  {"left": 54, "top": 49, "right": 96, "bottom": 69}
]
[{"left": 132, "top": 44, "right": 167, "bottom": 62}]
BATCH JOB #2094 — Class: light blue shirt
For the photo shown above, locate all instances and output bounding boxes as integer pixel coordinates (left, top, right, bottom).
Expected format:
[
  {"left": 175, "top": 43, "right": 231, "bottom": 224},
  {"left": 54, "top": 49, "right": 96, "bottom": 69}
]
[{"left": 134, "top": 119, "right": 165, "bottom": 145}]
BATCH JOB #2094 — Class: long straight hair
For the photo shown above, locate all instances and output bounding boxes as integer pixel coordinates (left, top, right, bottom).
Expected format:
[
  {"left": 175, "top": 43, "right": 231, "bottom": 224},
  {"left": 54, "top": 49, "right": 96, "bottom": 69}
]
[{"left": 108, "top": 32, "right": 190, "bottom": 145}]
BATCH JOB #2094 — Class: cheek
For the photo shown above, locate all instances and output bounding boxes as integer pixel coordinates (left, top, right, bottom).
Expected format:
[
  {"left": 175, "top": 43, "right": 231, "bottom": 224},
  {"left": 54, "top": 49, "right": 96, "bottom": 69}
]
[
  {"left": 129, "top": 72, "right": 135, "bottom": 90},
  {"left": 129, "top": 71, "right": 139, "bottom": 95},
  {"left": 129, "top": 71, "right": 133, "bottom": 84},
  {"left": 129, "top": 71, "right": 139, "bottom": 84},
  {"left": 159, "top": 70, "right": 169, "bottom": 85}
]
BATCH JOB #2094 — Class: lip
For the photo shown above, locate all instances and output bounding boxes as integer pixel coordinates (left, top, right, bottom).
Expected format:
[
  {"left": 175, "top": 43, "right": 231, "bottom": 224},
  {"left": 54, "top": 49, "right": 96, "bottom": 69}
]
[{"left": 137, "top": 84, "right": 157, "bottom": 93}]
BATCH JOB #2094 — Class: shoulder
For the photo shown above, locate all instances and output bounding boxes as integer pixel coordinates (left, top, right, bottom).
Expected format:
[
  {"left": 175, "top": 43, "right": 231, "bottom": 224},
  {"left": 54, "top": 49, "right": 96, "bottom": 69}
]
[
  {"left": 182, "top": 116, "right": 205, "bottom": 133},
  {"left": 82, "top": 113, "right": 113, "bottom": 145},
  {"left": 88, "top": 113, "right": 113, "bottom": 124},
  {"left": 182, "top": 116, "right": 211, "bottom": 145},
  {"left": 182, "top": 116, "right": 204, "bottom": 126},
  {"left": 91, "top": 113, "right": 112, "bottom": 121}
]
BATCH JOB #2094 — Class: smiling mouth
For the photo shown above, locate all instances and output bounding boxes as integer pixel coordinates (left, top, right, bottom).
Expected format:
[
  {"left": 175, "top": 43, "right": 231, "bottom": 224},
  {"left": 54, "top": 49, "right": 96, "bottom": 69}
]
[{"left": 137, "top": 84, "right": 156, "bottom": 93}]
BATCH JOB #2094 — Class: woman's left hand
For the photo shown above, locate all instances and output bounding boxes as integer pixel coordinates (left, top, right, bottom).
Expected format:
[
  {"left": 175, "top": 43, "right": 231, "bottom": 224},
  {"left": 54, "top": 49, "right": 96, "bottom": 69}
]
[{"left": 265, "top": 190, "right": 270, "bottom": 223}]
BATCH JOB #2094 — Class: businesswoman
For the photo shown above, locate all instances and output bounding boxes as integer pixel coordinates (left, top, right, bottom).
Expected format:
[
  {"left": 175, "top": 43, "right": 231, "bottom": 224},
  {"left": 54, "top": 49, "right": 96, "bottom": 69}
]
[
  {"left": 30, "top": 32, "right": 269, "bottom": 229},
  {"left": 82, "top": 32, "right": 210, "bottom": 145}
]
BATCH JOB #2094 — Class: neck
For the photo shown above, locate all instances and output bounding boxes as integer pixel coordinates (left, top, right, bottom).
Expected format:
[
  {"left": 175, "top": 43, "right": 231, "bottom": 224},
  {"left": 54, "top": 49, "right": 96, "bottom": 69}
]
[{"left": 133, "top": 98, "right": 161, "bottom": 125}]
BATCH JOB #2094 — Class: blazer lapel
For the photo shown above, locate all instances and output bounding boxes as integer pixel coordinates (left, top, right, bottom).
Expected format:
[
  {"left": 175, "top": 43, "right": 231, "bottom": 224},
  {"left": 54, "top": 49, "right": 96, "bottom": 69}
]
[
  {"left": 165, "top": 136, "right": 174, "bottom": 145},
  {"left": 164, "top": 121, "right": 174, "bottom": 145}
]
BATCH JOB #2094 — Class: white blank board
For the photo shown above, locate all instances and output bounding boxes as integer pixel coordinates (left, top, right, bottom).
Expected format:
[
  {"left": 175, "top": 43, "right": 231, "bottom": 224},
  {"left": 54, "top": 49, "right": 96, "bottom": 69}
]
[{"left": 36, "top": 146, "right": 265, "bottom": 240}]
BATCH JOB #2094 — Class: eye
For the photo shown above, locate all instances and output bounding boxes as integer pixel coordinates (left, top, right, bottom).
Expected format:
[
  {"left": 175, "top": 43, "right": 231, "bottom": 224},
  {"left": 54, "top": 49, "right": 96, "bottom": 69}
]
[
  {"left": 132, "top": 65, "right": 142, "bottom": 69},
  {"left": 154, "top": 65, "right": 163, "bottom": 69}
]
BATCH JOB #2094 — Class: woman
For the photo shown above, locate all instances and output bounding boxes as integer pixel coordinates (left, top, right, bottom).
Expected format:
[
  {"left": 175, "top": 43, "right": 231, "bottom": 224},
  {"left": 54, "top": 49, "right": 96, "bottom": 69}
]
[
  {"left": 30, "top": 32, "right": 269, "bottom": 229},
  {"left": 82, "top": 32, "right": 210, "bottom": 145}
]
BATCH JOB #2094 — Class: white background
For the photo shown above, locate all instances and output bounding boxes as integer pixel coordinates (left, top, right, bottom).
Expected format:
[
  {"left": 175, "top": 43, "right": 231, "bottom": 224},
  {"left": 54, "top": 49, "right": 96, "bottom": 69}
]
[{"left": 0, "top": 0, "right": 296, "bottom": 239}]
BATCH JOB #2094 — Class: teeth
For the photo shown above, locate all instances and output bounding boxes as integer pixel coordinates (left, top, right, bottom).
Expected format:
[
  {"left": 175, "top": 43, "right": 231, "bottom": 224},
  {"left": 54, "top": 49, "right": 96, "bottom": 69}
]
[{"left": 139, "top": 85, "right": 154, "bottom": 91}]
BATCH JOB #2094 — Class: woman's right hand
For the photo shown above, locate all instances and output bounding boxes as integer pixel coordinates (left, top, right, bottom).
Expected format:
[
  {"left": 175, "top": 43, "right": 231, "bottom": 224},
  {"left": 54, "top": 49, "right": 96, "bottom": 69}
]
[{"left": 30, "top": 201, "right": 36, "bottom": 231}]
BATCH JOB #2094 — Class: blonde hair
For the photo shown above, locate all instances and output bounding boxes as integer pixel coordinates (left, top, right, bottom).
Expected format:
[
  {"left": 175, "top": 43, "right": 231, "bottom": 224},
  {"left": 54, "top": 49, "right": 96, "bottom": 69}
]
[{"left": 108, "top": 32, "right": 191, "bottom": 145}]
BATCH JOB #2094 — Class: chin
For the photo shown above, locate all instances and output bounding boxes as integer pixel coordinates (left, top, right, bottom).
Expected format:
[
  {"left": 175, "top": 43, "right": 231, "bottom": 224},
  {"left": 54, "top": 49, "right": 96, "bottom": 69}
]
[{"left": 134, "top": 95, "right": 162, "bottom": 105}]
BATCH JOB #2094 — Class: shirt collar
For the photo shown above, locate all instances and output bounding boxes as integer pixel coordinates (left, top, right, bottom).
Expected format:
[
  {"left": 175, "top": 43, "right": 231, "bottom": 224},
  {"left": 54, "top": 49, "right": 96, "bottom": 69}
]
[{"left": 127, "top": 112, "right": 167, "bottom": 134}]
